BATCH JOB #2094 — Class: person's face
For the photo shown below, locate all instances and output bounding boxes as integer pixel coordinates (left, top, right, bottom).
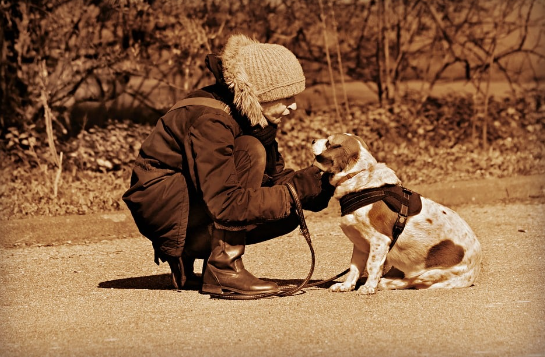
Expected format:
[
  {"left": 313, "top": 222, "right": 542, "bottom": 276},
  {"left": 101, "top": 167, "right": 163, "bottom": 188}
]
[{"left": 261, "top": 96, "right": 297, "bottom": 125}]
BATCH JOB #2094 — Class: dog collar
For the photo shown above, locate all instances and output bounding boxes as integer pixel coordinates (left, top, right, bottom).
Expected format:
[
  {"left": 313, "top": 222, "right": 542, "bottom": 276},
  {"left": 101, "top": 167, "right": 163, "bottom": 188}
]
[
  {"left": 339, "top": 185, "right": 422, "bottom": 249},
  {"left": 335, "top": 170, "right": 366, "bottom": 186}
]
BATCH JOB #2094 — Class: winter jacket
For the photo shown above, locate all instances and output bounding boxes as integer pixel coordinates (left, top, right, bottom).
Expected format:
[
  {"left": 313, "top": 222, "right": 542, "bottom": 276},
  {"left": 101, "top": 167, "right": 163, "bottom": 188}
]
[{"left": 122, "top": 84, "right": 294, "bottom": 260}]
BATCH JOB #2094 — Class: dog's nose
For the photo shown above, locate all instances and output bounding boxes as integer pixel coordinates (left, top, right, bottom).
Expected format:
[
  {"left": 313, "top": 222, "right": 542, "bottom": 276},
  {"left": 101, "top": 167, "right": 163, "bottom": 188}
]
[
  {"left": 312, "top": 139, "right": 316, "bottom": 144},
  {"left": 315, "top": 154, "right": 327, "bottom": 164}
]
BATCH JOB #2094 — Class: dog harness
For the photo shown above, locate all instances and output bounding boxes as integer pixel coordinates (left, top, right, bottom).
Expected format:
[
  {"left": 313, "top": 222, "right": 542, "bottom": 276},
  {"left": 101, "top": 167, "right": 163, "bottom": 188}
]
[{"left": 339, "top": 185, "right": 422, "bottom": 249}]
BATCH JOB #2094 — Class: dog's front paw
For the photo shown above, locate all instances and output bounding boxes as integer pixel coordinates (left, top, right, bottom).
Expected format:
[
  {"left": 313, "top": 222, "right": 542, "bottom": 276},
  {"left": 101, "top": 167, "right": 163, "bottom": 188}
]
[
  {"left": 357, "top": 285, "right": 376, "bottom": 295},
  {"left": 330, "top": 282, "right": 355, "bottom": 292}
]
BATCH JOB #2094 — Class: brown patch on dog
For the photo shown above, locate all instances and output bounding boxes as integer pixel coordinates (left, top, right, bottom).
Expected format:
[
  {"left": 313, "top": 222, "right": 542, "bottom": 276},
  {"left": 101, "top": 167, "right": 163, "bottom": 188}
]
[
  {"left": 369, "top": 201, "right": 398, "bottom": 238},
  {"left": 425, "top": 240, "right": 465, "bottom": 268},
  {"left": 426, "top": 218, "right": 433, "bottom": 224}
]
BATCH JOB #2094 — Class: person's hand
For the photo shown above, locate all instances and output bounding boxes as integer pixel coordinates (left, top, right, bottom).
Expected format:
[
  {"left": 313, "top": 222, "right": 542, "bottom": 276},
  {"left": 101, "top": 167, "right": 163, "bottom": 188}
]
[
  {"left": 288, "top": 166, "right": 323, "bottom": 207},
  {"left": 303, "top": 172, "right": 335, "bottom": 212}
]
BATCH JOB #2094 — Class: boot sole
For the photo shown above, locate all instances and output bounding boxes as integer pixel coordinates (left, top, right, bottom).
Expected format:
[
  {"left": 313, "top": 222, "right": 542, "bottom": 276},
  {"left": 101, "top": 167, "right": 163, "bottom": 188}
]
[
  {"left": 201, "top": 283, "right": 223, "bottom": 295},
  {"left": 201, "top": 283, "right": 279, "bottom": 296}
]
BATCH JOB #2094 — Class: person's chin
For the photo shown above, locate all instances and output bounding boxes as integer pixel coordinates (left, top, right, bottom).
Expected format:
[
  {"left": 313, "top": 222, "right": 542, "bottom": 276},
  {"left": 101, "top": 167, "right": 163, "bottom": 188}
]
[{"left": 266, "top": 117, "right": 282, "bottom": 125}]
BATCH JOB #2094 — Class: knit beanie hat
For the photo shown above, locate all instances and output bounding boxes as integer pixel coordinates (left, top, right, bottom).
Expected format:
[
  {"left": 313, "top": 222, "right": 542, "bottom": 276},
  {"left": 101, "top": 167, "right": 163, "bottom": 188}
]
[{"left": 221, "top": 34, "right": 306, "bottom": 127}]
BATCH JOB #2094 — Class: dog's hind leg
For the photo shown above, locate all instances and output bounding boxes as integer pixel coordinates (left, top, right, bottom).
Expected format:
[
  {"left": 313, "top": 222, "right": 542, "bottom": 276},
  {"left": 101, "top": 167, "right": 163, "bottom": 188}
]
[
  {"left": 402, "top": 266, "right": 470, "bottom": 289},
  {"left": 424, "top": 265, "right": 479, "bottom": 289},
  {"left": 378, "top": 265, "right": 479, "bottom": 290},
  {"left": 377, "top": 277, "right": 411, "bottom": 290}
]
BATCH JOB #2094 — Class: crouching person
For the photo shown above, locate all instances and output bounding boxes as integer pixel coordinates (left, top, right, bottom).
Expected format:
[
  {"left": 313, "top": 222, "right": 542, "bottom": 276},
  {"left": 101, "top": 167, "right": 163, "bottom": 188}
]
[{"left": 123, "top": 34, "right": 333, "bottom": 297}]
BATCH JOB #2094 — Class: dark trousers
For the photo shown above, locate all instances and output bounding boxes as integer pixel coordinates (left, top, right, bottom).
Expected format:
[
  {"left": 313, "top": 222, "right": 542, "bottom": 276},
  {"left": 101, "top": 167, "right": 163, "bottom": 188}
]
[{"left": 185, "top": 136, "right": 298, "bottom": 254}]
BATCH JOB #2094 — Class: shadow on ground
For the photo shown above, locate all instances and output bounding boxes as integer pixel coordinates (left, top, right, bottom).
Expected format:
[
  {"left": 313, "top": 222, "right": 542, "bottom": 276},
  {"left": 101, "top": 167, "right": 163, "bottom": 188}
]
[
  {"left": 98, "top": 274, "right": 174, "bottom": 290},
  {"left": 97, "top": 275, "right": 338, "bottom": 291}
]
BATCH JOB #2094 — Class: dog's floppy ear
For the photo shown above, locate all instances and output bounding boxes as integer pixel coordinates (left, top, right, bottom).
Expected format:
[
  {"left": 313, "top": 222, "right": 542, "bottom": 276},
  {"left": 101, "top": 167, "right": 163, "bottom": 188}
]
[
  {"left": 353, "top": 135, "right": 370, "bottom": 152},
  {"left": 326, "top": 134, "right": 362, "bottom": 172}
]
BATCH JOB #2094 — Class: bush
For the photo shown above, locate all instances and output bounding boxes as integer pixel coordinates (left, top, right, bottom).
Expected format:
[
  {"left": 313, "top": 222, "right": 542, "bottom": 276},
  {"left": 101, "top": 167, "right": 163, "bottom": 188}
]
[
  {"left": 0, "top": 120, "right": 151, "bottom": 219},
  {"left": 0, "top": 92, "right": 544, "bottom": 220},
  {"left": 279, "top": 91, "right": 544, "bottom": 182}
]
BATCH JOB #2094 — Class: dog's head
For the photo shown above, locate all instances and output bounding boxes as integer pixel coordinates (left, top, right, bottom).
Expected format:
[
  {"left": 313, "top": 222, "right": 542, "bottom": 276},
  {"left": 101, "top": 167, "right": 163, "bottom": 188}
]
[
  {"left": 312, "top": 133, "right": 399, "bottom": 191},
  {"left": 312, "top": 133, "right": 375, "bottom": 174}
]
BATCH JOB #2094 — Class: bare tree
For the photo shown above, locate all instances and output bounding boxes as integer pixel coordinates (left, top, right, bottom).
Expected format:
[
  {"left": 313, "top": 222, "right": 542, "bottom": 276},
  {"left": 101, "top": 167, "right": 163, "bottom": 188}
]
[{"left": 419, "top": 0, "right": 544, "bottom": 147}]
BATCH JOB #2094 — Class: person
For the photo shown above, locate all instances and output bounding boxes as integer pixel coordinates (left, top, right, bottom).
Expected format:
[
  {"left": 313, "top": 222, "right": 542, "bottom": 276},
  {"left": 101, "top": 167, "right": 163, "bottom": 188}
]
[{"left": 122, "top": 34, "right": 334, "bottom": 297}]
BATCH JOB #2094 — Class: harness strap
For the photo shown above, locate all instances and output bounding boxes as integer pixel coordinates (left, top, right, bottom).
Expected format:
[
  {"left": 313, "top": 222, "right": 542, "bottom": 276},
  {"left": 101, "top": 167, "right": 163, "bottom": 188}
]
[
  {"left": 340, "top": 187, "right": 393, "bottom": 216},
  {"left": 390, "top": 188, "right": 412, "bottom": 249},
  {"left": 339, "top": 185, "right": 422, "bottom": 250},
  {"left": 166, "top": 97, "right": 231, "bottom": 115}
]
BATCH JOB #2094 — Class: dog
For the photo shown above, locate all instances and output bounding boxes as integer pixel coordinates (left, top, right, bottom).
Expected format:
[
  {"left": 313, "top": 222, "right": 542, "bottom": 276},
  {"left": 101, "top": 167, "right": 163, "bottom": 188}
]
[{"left": 312, "top": 133, "right": 482, "bottom": 294}]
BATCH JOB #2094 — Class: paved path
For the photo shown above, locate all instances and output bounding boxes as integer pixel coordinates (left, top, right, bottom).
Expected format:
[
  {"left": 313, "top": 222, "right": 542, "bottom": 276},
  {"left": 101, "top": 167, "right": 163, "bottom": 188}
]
[
  {"left": 2, "top": 174, "right": 544, "bottom": 249},
  {"left": 1, "top": 199, "right": 544, "bottom": 356}
]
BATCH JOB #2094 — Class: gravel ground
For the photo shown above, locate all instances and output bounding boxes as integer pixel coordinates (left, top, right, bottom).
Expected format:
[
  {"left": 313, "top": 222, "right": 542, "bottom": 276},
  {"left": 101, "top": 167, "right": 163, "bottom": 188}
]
[{"left": 1, "top": 200, "right": 544, "bottom": 357}]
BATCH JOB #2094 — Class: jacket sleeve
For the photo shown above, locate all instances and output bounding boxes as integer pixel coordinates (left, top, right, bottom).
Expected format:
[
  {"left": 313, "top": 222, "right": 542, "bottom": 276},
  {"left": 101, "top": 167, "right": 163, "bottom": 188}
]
[{"left": 189, "top": 113, "right": 293, "bottom": 228}]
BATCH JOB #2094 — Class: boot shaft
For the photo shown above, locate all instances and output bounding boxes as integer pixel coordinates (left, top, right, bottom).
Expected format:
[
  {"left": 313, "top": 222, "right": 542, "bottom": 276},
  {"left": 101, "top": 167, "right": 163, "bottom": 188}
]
[
  {"left": 202, "top": 226, "right": 278, "bottom": 296},
  {"left": 207, "top": 227, "right": 247, "bottom": 268}
]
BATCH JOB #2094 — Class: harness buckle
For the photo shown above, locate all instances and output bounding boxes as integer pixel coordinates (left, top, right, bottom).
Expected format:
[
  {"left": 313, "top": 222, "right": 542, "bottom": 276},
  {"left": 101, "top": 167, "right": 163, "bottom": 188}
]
[{"left": 400, "top": 204, "right": 408, "bottom": 217}]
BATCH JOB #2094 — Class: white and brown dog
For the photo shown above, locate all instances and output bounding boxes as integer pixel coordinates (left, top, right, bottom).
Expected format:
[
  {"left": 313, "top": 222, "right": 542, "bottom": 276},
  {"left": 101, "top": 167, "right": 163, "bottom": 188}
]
[{"left": 312, "top": 133, "right": 482, "bottom": 294}]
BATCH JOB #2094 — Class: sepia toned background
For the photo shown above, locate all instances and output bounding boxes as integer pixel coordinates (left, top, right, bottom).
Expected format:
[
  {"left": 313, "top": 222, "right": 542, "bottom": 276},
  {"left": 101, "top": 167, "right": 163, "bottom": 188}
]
[
  {"left": 0, "top": 1, "right": 544, "bottom": 356},
  {"left": 1, "top": 0, "right": 544, "bottom": 219}
]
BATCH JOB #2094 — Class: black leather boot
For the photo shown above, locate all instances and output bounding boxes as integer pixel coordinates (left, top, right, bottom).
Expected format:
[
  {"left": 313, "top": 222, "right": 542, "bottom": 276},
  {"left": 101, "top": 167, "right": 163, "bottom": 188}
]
[
  {"left": 166, "top": 256, "right": 186, "bottom": 290},
  {"left": 167, "top": 252, "right": 208, "bottom": 290},
  {"left": 201, "top": 227, "right": 279, "bottom": 296},
  {"left": 168, "top": 224, "right": 213, "bottom": 290}
]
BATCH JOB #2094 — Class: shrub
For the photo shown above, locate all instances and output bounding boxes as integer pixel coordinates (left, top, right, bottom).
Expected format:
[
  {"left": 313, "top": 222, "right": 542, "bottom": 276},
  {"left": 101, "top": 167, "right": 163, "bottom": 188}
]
[{"left": 0, "top": 92, "right": 543, "bottom": 220}]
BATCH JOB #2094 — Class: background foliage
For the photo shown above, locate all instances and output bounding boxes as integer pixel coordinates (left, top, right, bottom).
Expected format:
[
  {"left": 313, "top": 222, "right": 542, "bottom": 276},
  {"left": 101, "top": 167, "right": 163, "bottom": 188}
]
[{"left": 0, "top": 0, "right": 544, "bottom": 220}]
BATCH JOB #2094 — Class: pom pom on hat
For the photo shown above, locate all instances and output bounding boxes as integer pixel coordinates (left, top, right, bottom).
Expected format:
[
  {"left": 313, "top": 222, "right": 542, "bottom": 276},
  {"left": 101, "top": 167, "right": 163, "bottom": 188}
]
[{"left": 221, "top": 34, "right": 305, "bottom": 127}]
